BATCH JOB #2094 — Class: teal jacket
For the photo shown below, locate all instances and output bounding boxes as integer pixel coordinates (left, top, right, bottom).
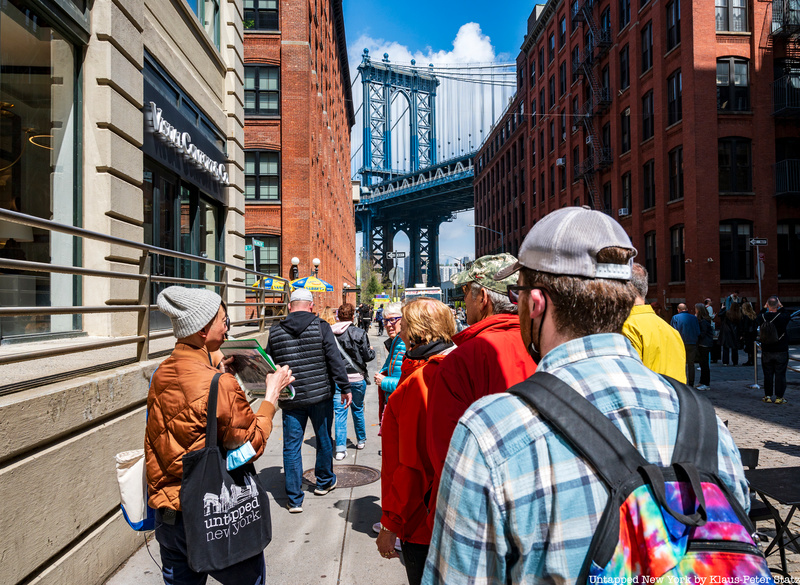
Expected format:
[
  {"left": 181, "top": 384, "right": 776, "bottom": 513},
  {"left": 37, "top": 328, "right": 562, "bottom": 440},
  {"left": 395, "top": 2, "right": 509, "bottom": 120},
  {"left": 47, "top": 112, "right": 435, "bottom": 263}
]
[{"left": 380, "top": 336, "right": 406, "bottom": 396}]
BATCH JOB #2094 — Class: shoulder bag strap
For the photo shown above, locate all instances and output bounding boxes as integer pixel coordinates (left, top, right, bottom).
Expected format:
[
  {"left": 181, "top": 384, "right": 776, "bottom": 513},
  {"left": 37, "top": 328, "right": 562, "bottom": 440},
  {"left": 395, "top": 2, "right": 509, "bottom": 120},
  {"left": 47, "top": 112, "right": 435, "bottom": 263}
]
[
  {"left": 508, "top": 371, "right": 647, "bottom": 489},
  {"left": 663, "top": 376, "right": 719, "bottom": 472},
  {"left": 205, "top": 373, "right": 223, "bottom": 447}
]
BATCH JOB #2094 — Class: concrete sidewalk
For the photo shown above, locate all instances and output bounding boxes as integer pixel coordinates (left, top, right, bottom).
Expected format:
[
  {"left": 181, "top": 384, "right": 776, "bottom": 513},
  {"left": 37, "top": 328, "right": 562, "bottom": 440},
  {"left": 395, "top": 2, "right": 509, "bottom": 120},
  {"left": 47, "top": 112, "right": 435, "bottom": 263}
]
[{"left": 104, "top": 326, "right": 408, "bottom": 585}]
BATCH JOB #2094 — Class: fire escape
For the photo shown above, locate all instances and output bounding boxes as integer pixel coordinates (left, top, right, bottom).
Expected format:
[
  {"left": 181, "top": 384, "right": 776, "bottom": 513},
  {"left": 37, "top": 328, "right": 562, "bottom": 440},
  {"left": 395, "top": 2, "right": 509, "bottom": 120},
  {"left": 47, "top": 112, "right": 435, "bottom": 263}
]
[
  {"left": 573, "top": 0, "right": 613, "bottom": 209},
  {"left": 770, "top": 0, "right": 800, "bottom": 196}
]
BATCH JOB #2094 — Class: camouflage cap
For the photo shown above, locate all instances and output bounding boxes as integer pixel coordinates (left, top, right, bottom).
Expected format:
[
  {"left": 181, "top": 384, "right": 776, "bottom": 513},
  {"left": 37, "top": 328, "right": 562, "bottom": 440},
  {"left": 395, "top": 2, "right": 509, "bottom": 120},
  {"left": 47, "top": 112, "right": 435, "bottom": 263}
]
[{"left": 451, "top": 253, "right": 520, "bottom": 295}]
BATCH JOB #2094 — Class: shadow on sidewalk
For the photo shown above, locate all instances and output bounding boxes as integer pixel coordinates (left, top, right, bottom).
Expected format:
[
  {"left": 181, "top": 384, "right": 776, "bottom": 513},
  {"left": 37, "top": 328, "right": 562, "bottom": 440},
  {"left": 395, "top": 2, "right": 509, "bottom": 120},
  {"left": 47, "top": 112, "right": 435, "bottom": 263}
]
[{"left": 333, "top": 495, "right": 382, "bottom": 536}]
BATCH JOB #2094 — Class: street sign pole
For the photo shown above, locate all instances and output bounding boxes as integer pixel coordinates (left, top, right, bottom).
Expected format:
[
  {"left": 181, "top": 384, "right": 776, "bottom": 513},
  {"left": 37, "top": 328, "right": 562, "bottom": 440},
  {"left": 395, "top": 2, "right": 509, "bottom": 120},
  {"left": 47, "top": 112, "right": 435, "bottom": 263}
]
[{"left": 756, "top": 244, "right": 762, "bottom": 308}]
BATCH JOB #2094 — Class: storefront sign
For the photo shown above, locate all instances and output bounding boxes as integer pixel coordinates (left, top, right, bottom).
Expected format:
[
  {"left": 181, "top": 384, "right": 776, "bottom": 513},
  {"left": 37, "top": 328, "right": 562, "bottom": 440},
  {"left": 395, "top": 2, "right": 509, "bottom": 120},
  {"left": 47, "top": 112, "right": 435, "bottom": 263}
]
[{"left": 149, "top": 102, "right": 229, "bottom": 185}]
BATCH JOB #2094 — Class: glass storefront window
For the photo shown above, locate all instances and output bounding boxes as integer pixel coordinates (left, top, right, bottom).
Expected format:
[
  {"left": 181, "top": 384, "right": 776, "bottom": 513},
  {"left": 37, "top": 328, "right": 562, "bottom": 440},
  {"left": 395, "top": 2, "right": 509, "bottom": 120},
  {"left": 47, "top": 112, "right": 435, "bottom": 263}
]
[
  {"left": 0, "top": 0, "right": 79, "bottom": 341},
  {"left": 188, "top": 0, "right": 220, "bottom": 48}
]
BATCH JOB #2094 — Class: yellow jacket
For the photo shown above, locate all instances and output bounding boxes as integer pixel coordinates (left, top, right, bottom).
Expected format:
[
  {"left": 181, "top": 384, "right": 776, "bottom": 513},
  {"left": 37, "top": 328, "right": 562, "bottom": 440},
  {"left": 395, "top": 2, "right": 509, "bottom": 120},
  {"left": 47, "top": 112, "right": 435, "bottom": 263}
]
[{"left": 622, "top": 305, "right": 687, "bottom": 383}]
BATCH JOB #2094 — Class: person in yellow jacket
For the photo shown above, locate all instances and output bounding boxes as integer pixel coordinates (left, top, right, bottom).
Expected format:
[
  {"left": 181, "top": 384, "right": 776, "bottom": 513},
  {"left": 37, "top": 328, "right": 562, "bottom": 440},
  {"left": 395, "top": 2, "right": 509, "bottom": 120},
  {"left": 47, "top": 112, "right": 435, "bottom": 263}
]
[{"left": 622, "top": 263, "right": 687, "bottom": 383}]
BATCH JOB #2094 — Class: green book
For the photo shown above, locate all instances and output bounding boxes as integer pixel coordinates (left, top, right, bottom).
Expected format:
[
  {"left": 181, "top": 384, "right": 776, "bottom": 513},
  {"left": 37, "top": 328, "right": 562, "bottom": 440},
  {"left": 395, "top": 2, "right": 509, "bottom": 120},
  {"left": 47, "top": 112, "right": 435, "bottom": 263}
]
[{"left": 219, "top": 339, "right": 295, "bottom": 400}]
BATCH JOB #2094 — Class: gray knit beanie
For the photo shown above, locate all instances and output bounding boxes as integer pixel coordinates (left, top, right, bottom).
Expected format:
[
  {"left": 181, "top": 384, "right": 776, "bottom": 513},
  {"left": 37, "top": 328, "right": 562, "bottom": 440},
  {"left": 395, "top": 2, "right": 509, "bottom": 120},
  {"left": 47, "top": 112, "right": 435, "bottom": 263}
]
[{"left": 156, "top": 286, "right": 222, "bottom": 339}]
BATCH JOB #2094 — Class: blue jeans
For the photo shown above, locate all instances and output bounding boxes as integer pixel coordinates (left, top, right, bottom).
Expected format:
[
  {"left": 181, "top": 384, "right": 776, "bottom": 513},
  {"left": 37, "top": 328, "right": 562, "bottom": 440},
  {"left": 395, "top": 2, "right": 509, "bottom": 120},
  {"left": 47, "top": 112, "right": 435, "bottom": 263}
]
[
  {"left": 334, "top": 380, "right": 367, "bottom": 452},
  {"left": 282, "top": 400, "right": 335, "bottom": 507},
  {"left": 154, "top": 509, "right": 265, "bottom": 585}
]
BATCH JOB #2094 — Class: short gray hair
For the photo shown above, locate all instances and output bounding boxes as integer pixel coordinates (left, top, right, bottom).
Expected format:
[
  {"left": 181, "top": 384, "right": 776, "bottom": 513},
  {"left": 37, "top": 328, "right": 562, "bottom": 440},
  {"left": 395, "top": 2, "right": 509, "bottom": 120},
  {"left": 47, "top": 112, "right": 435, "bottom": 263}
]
[
  {"left": 469, "top": 282, "right": 517, "bottom": 315},
  {"left": 384, "top": 302, "right": 403, "bottom": 316},
  {"left": 630, "top": 263, "right": 648, "bottom": 299}
]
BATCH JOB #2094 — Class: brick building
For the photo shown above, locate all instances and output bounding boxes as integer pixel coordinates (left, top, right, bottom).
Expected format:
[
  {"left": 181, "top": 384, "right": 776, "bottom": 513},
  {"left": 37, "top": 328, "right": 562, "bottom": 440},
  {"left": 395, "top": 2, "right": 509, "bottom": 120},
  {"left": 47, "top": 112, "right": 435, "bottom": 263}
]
[
  {"left": 474, "top": 0, "right": 800, "bottom": 311},
  {"left": 243, "top": 0, "right": 356, "bottom": 309}
]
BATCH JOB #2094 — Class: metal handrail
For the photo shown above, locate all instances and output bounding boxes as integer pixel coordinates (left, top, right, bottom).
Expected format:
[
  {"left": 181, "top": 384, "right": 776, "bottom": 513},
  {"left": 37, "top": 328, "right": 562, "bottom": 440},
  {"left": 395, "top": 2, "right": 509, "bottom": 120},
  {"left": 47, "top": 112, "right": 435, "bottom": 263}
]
[{"left": 0, "top": 209, "right": 290, "bottom": 373}]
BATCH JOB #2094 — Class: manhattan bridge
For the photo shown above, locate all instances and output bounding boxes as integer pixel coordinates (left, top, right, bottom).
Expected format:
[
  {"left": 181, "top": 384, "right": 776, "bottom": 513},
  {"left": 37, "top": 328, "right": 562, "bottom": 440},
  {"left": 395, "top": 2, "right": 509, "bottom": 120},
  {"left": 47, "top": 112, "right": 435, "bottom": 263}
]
[{"left": 351, "top": 49, "right": 516, "bottom": 287}]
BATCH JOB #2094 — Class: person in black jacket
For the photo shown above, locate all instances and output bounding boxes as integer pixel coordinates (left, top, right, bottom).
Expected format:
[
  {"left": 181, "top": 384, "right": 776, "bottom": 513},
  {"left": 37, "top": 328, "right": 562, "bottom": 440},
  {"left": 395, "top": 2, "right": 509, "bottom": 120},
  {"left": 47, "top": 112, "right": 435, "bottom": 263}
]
[
  {"left": 267, "top": 288, "right": 352, "bottom": 513},
  {"left": 756, "top": 296, "right": 792, "bottom": 404},
  {"left": 331, "top": 303, "right": 376, "bottom": 460},
  {"left": 694, "top": 303, "right": 714, "bottom": 391}
]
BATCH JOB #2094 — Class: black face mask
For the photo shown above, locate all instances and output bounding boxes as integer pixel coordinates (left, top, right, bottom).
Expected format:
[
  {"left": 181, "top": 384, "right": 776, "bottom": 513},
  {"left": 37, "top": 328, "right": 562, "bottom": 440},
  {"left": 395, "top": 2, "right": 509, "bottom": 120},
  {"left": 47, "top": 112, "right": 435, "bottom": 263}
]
[{"left": 527, "top": 294, "right": 547, "bottom": 365}]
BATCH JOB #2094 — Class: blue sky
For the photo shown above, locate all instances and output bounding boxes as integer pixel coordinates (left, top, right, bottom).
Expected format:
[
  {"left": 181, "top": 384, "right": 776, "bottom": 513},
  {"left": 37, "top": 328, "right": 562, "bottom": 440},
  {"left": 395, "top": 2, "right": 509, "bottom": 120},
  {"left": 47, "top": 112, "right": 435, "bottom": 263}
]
[{"left": 345, "top": 1, "right": 533, "bottom": 270}]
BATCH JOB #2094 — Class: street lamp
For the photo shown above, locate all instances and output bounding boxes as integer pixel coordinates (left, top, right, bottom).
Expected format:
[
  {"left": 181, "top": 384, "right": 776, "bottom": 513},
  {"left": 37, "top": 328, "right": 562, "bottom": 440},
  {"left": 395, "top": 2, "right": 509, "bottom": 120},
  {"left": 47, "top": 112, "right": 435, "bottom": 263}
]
[
  {"left": 469, "top": 224, "right": 505, "bottom": 254},
  {"left": 312, "top": 257, "right": 321, "bottom": 276},
  {"left": 290, "top": 256, "right": 300, "bottom": 280}
]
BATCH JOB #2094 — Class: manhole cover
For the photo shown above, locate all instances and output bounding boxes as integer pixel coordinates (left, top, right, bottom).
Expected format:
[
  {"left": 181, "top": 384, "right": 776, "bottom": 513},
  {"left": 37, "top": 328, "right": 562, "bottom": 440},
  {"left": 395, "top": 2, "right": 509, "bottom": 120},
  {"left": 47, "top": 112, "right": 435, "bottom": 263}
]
[{"left": 302, "top": 464, "right": 380, "bottom": 488}]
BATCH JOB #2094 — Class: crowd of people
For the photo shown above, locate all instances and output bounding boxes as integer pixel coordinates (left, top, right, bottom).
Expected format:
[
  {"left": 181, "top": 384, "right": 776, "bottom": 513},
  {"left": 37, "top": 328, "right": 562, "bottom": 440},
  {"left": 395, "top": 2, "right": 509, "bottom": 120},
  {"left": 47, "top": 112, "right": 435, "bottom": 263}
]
[{"left": 142, "top": 206, "right": 792, "bottom": 585}]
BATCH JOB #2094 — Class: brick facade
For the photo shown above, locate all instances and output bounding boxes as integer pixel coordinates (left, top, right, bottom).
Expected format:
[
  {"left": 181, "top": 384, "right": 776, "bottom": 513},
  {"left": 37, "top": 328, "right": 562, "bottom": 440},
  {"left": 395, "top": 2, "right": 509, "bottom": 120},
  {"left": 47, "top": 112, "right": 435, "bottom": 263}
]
[
  {"left": 244, "top": 0, "right": 356, "bottom": 309},
  {"left": 475, "top": 0, "right": 800, "bottom": 312}
]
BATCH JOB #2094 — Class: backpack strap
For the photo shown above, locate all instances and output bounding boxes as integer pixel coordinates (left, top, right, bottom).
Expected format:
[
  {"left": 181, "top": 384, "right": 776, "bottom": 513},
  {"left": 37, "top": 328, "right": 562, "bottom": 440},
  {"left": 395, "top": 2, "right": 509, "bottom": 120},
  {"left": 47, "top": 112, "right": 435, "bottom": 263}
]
[
  {"left": 663, "top": 376, "right": 719, "bottom": 472},
  {"left": 508, "top": 371, "right": 647, "bottom": 489}
]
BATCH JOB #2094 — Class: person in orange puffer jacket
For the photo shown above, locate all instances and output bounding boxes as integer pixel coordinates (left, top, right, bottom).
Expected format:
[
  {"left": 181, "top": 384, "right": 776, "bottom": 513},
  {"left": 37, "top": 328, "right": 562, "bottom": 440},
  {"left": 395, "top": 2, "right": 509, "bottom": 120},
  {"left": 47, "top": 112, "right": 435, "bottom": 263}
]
[{"left": 376, "top": 297, "right": 456, "bottom": 585}]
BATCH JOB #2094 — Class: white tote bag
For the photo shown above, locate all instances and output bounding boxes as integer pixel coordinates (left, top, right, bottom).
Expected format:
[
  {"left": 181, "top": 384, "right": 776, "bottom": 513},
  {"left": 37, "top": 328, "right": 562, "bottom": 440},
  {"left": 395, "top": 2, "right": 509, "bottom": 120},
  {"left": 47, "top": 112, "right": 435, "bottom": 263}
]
[{"left": 115, "top": 448, "right": 155, "bottom": 531}]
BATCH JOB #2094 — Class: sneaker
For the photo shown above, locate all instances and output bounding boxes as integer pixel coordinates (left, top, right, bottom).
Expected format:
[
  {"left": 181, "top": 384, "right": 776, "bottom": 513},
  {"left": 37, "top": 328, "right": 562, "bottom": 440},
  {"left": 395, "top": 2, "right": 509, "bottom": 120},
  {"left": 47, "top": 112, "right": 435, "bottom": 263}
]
[
  {"left": 356, "top": 442, "right": 366, "bottom": 450},
  {"left": 762, "top": 396, "right": 773, "bottom": 403},
  {"left": 696, "top": 384, "right": 710, "bottom": 391},
  {"left": 335, "top": 451, "right": 346, "bottom": 461},
  {"left": 372, "top": 522, "right": 382, "bottom": 534},
  {"left": 775, "top": 398, "right": 788, "bottom": 404},
  {"left": 395, "top": 537, "right": 402, "bottom": 551},
  {"left": 314, "top": 479, "right": 337, "bottom": 496},
  {"left": 287, "top": 504, "right": 303, "bottom": 513}
]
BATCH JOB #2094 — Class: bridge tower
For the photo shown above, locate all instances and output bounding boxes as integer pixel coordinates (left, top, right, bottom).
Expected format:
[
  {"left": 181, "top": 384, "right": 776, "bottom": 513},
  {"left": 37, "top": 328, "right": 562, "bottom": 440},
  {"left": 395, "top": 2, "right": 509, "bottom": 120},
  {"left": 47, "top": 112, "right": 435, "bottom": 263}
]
[{"left": 356, "top": 50, "right": 444, "bottom": 288}]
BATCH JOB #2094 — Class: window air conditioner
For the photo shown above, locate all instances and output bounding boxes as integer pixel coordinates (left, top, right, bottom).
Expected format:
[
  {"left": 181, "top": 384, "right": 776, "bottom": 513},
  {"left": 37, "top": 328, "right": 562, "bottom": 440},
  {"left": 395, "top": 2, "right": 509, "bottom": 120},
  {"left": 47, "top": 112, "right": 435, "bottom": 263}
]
[
  {"left": 586, "top": 136, "right": 593, "bottom": 144},
  {"left": 556, "top": 157, "right": 566, "bottom": 166},
  {"left": 618, "top": 208, "right": 629, "bottom": 216}
]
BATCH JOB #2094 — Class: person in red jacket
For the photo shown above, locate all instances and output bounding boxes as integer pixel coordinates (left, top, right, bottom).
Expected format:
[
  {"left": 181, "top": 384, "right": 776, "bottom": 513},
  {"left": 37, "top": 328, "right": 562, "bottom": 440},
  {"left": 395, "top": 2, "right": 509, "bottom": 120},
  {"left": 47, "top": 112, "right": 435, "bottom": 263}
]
[
  {"left": 426, "top": 254, "right": 537, "bottom": 526},
  {"left": 376, "top": 297, "right": 456, "bottom": 585}
]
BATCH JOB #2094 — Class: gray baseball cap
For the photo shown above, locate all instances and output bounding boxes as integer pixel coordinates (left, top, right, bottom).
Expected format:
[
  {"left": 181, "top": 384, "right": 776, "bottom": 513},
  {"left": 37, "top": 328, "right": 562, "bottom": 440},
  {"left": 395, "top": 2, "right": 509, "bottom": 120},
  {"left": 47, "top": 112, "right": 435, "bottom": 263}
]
[{"left": 495, "top": 206, "right": 637, "bottom": 281}]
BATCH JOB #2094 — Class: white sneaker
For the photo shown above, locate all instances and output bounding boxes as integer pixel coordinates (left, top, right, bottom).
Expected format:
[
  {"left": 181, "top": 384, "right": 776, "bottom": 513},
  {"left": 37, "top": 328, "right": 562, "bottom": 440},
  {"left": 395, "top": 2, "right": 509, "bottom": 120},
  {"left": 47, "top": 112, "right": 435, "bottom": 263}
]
[
  {"left": 335, "top": 451, "right": 346, "bottom": 461},
  {"left": 395, "top": 537, "right": 402, "bottom": 551},
  {"left": 372, "top": 522, "right": 382, "bottom": 534}
]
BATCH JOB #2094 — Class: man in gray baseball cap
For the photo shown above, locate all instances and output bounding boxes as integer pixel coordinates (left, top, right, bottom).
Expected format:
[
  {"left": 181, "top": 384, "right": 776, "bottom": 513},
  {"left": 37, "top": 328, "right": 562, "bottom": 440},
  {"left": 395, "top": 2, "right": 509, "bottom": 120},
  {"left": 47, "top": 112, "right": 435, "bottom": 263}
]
[{"left": 424, "top": 207, "right": 749, "bottom": 584}]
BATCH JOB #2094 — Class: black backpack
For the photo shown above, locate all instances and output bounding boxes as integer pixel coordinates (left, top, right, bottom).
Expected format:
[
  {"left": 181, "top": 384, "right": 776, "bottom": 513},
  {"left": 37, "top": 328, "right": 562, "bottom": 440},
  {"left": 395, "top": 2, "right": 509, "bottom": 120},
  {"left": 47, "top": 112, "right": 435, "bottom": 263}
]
[
  {"left": 759, "top": 313, "right": 784, "bottom": 345},
  {"left": 509, "top": 372, "right": 772, "bottom": 584}
]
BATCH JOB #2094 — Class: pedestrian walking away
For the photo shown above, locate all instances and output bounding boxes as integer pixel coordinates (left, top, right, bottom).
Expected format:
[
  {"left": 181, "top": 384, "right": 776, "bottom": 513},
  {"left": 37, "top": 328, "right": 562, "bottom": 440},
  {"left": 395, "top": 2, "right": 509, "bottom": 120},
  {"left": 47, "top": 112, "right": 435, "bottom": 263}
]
[
  {"left": 718, "top": 302, "right": 742, "bottom": 366},
  {"left": 267, "top": 288, "right": 352, "bottom": 513},
  {"left": 622, "top": 263, "right": 686, "bottom": 383},
  {"left": 670, "top": 303, "right": 700, "bottom": 386},
  {"left": 376, "top": 304, "right": 385, "bottom": 335},
  {"left": 330, "top": 302, "right": 376, "bottom": 460},
  {"left": 145, "top": 286, "right": 294, "bottom": 585},
  {"left": 740, "top": 302, "right": 758, "bottom": 366},
  {"left": 423, "top": 207, "right": 750, "bottom": 585},
  {"left": 694, "top": 303, "right": 714, "bottom": 390},
  {"left": 377, "top": 298, "right": 456, "bottom": 585},
  {"left": 756, "top": 295, "right": 792, "bottom": 404},
  {"left": 426, "top": 253, "right": 536, "bottom": 526}
]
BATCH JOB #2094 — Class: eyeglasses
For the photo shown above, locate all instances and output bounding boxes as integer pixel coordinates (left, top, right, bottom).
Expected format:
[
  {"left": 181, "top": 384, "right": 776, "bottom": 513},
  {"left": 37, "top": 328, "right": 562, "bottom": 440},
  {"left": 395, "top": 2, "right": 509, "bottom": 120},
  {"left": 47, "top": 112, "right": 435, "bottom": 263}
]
[
  {"left": 384, "top": 316, "right": 401, "bottom": 325},
  {"left": 224, "top": 315, "right": 231, "bottom": 331},
  {"left": 506, "top": 285, "right": 541, "bottom": 305}
]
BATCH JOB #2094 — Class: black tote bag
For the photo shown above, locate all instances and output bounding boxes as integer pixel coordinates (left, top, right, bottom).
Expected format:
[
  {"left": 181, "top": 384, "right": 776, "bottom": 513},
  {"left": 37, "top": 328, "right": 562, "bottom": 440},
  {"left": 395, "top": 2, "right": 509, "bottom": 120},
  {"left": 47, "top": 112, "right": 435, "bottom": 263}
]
[{"left": 181, "top": 373, "right": 272, "bottom": 572}]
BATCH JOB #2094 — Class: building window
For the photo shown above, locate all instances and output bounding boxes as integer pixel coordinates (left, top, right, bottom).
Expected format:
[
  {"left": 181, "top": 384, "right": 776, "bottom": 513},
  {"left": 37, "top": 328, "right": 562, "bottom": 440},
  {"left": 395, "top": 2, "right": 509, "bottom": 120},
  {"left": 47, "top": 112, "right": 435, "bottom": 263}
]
[
  {"left": 622, "top": 172, "right": 632, "bottom": 213},
  {"left": 245, "top": 235, "right": 281, "bottom": 285},
  {"left": 668, "top": 146, "right": 684, "bottom": 201},
  {"left": 620, "top": 0, "right": 631, "bottom": 29},
  {"left": 245, "top": 151, "right": 280, "bottom": 201},
  {"left": 244, "top": 66, "right": 280, "bottom": 115},
  {"left": 540, "top": 89, "right": 546, "bottom": 116},
  {"left": 192, "top": 0, "right": 221, "bottom": 48},
  {"left": 572, "top": 0, "right": 580, "bottom": 31},
  {"left": 603, "top": 182, "right": 612, "bottom": 214},
  {"left": 645, "top": 231, "right": 657, "bottom": 283},
  {"left": 532, "top": 98, "right": 537, "bottom": 125},
  {"left": 550, "top": 121, "right": 555, "bottom": 151},
  {"left": 642, "top": 90, "right": 654, "bottom": 141},
  {"left": 0, "top": 1, "right": 80, "bottom": 341},
  {"left": 539, "top": 47, "right": 545, "bottom": 76},
  {"left": 560, "top": 161, "right": 567, "bottom": 190},
  {"left": 667, "top": 69, "right": 682, "bottom": 124},
  {"left": 641, "top": 22, "right": 653, "bottom": 73},
  {"left": 530, "top": 60, "right": 536, "bottom": 85},
  {"left": 666, "top": 0, "right": 681, "bottom": 50},
  {"left": 620, "top": 45, "right": 630, "bottom": 90},
  {"left": 550, "top": 165, "right": 556, "bottom": 197},
  {"left": 572, "top": 46, "right": 581, "bottom": 83},
  {"left": 561, "top": 111, "right": 567, "bottom": 142},
  {"left": 670, "top": 224, "right": 685, "bottom": 282},
  {"left": 540, "top": 130, "right": 545, "bottom": 162},
  {"left": 532, "top": 177, "right": 537, "bottom": 205},
  {"left": 549, "top": 75, "right": 555, "bottom": 109},
  {"left": 541, "top": 171, "right": 545, "bottom": 202},
  {"left": 559, "top": 62, "right": 567, "bottom": 96},
  {"left": 719, "top": 220, "right": 753, "bottom": 280},
  {"left": 532, "top": 136, "right": 536, "bottom": 161},
  {"left": 621, "top": 110, "right": 631, "bottom": 153},
  {"left": 243, "top": 0, "right": 278, "bottom": 30},
  {"left": 777, "top": 221, "right": 800, "bottom": 279},
  {"left": 715, "top": 0, "right": 748, "bottom": 32},
  {"left": 718, "top": 137, "right": 752, "bottom": 193},
  {"left": 573, "top": 145, "right": 581, "bottom": 180},
  {"left": 716, "top": 57, "right": 750, "bottom": 111},
  {"left": 602, "top": 65, "right": 610, "bottom": 95},
  {"left": 601, "top": 7, "right": 612, "bottom": 33},
  {"left": 643, "top": 159, "right": 656, "bottom": 209},
  {"left": 549, "top": 33, "right": 556, "bottom": 63},
  {"left": 560, "top": 16, "right": 567, "bottom": 48}
]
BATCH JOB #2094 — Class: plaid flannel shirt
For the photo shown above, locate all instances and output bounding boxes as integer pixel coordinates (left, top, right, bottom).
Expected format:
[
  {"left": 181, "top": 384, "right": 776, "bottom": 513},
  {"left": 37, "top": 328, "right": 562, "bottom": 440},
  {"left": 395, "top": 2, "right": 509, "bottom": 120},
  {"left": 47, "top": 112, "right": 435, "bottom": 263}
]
[{"left": 423, "top": 333, "right": 748, "bottom": 585}]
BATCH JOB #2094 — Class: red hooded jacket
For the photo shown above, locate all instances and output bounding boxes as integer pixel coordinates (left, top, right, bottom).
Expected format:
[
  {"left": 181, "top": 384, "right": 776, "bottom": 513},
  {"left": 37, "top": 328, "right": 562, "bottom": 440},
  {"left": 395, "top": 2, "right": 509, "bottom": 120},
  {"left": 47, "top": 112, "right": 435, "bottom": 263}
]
[
  {"left": 380, "top": 348, "right": 453, "bottom": 544},
  {"left": 426, "top": 313, "right": 536, "bottom": 525}
]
